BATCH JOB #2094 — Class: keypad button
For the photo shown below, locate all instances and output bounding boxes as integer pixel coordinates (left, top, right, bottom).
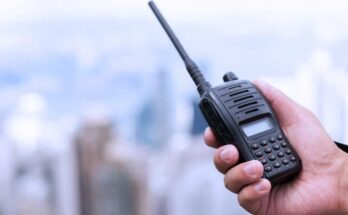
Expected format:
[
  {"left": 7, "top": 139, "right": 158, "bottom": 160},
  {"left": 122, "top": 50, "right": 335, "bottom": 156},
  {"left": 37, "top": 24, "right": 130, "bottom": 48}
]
[
  {"left": 269, "top": 155, "right": 276, "bottom": 161},
  {"left": 285, "top": 149, "right": 292, "bottom": 155},
  {"left": 273, "top": 144, "right": 280, "bottom": 150},
  {"left": 273, "top": 162, "right": 281, "bottom": 168},
  {"left": 264, "top": 148, "right": 272, "bottom": 154},
  {"left": 260, "top": 158, "right": 268, "bottom": 165},
  {"left": 269, "top": 137, "right": 276, "bottom": 143},
  {"left": 260, "top": 140, "right": 267, "bottom": 146},
  {"left": 289, "top": 156, "right": 296, "bottom": 162},
  {"left": 280, "top": 142, "right": 287, "bottom": 148},
  {"left": 277, "top": 134, "right": 283, "bottom": 141},
  {"left": 264, "top": 166, "right": 272, "bottom": 172},
  {"left": 277, "top": 151, "right": 284, "bottom": 158},
  {"left": 255, "top": 151, "right": 263, "bottom": 157},
  {"left": 282, "top": 159, "right": 289, "bottom": 165},
  {"left": 251, "top": 143, "right": 259, "bottom": 150}
]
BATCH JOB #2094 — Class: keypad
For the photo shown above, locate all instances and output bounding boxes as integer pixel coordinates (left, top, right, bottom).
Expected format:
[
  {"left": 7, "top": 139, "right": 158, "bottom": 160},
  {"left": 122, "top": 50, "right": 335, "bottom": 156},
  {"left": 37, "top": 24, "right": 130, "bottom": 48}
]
[{"left": 249, "top": 133, "right": 297, "bottom": 173}]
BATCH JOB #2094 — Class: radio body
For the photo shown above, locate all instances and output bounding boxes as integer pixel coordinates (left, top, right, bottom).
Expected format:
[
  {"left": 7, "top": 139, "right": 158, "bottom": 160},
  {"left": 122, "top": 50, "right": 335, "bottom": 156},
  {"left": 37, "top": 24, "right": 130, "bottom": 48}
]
[{"left": 199, "top": 73, "right": 301, "bottom": 185}]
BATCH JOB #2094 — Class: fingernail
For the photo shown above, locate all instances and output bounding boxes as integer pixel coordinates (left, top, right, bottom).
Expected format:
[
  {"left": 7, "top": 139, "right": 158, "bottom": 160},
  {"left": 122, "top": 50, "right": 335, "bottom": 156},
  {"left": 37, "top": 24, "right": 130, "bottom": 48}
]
[
  {"left": 254, "top": 180, "right": 268, "bottom": 192},
  {"left": 244, "top": 161, "right": 259, "bottom": 176},
  {"left": 220, "top": 148, "right": 233, "bottom": 163}
]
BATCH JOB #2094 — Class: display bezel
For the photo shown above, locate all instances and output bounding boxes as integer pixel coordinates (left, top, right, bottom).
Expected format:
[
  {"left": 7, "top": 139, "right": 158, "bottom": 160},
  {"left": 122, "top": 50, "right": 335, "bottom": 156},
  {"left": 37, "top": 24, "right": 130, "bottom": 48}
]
[{"left": 239, "top": 114, "right": 276, "bottom": 139}]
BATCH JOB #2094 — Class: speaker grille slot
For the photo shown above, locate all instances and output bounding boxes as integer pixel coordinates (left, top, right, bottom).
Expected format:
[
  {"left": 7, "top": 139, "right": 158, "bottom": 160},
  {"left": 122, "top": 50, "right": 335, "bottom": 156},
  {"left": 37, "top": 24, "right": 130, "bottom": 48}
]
[
  {"left": 234, "top": 95, "right": 253, "bottom": 103},
  {"left": 229, "top": 90, "right": 249, "bottom": 97},
  {"left": 228, "top": 85, "right": 242, "bottom": 90},
  {"left": 238, "top": 101, "right": 257, "bottom": 109},
  {"left": 245, "top": 109, "right": 258, "bottom": 114}
]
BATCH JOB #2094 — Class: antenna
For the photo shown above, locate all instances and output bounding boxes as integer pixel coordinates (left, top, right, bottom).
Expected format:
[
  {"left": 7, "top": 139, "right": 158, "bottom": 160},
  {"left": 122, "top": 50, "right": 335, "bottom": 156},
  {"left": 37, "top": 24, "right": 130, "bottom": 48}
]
[{"left": 148, "top": 1, "right": 211, "bottom": 96}]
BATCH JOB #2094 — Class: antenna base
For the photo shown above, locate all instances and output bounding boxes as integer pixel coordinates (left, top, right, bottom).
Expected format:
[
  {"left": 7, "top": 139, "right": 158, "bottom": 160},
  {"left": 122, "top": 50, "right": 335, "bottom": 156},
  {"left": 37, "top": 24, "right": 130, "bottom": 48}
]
[{"left": 197, "top": 82, "right": 211, "bottom": 96}]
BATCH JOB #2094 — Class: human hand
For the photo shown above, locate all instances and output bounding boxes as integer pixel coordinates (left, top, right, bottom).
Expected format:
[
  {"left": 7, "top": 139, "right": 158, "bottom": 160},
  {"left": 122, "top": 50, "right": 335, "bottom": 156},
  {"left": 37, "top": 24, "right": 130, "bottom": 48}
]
[{"left": 204, "top": 80, "right": 348, "bottom": 215}]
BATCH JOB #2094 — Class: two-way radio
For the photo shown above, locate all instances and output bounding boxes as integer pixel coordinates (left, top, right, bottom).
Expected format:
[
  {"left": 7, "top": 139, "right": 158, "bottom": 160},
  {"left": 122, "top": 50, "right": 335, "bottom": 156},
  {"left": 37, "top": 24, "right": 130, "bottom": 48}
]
[{"left": 148, "top": 1, "right": 301, "bottom": 185}]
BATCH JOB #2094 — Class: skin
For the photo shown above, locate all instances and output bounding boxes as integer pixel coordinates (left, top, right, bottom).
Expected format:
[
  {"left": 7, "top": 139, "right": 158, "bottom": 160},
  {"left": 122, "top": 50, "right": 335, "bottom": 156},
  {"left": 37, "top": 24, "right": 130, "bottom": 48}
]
[{"left": 204, "top": 80, "right": 348, "bottom": 215}]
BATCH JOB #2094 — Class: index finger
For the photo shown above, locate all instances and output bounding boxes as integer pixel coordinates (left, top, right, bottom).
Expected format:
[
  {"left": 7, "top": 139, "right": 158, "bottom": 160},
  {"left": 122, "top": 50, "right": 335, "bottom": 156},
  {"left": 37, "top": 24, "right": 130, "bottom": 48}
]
[{"left": 204, "top": 127, "right": 220, "bottom": 148}]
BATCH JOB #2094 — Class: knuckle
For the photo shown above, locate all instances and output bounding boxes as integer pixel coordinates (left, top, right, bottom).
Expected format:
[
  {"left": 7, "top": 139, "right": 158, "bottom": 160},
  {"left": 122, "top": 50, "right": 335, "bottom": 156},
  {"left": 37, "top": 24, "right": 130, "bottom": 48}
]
[
  {"left": 223, "top": 175, "right": 232, "bottom": 191},
  {"left": 214, "top": 159, "right": 226, "bottom": 174},
  {"left": 255, "top": 162, "right": 264, "bottom": 177},
  {"left": 299, "top": 105, "right": 316, "bottom": 119},
  {"left": 213, "top": 152, "right": 223, "bottom": 169},
  {"left": 224, "top": 173, "right": 238, "bottom": 193},
  {"left": 214, "top": 160, "right": 223, "bottom": 173},
  {"left": 237, "top": 193, "right": 249, "bottom": 208}
]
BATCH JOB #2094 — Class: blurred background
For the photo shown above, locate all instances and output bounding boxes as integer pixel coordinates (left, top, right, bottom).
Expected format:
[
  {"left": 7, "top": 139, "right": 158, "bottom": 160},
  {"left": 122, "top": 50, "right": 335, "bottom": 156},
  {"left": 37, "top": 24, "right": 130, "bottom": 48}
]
[{"left": 0, "top": 0, "right": 348, "bottom": 214}]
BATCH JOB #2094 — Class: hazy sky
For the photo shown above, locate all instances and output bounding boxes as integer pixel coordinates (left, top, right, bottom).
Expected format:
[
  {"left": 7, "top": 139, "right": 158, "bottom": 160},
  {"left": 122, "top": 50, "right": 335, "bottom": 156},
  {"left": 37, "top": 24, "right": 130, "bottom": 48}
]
[{"left": 1, "top": 0, "right": 348, "bottom": 25}]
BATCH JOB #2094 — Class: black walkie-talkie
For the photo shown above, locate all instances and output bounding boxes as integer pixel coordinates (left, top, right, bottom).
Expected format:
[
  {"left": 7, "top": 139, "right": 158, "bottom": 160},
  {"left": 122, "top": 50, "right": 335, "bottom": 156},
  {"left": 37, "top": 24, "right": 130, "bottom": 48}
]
[{"left": 148, "top": 1, "right": 301, "bottom": 185}]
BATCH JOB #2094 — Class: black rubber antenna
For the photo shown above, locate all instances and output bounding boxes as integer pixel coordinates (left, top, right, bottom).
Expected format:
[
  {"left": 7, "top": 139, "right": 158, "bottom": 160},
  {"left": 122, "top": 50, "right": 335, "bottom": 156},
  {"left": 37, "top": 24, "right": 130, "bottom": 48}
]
[{"left": 148, "top": 1, "right": 211, "bottom": 96}]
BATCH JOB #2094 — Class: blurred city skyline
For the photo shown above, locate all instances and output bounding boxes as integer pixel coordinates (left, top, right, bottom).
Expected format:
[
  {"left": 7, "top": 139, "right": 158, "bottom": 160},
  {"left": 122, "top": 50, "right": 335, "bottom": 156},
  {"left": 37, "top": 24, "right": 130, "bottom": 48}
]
[
  {"left": 0, "top": 1, "right": 347, "bottom": 214},
  {"left": 1, "top": 0, "right": 348, "bottom": 141}
]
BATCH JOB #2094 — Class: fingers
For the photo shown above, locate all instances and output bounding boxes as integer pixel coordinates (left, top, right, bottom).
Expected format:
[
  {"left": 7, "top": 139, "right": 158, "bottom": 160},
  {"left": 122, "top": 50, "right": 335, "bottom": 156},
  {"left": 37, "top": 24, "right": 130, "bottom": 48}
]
[
  {"left": 213, "top": 145, "right": 239, "bottom": 173},
  {"left": 204, "top": 127, "right": 220, "bottom": 148},
  {"left": 252, "top": 79, "right": 305, "bottom": 127},
  {"left": 224, "top": 160, "right": 264, "bottom": 193},
  {"left": 205, "top": 124, "right": 271, "bottom": 214},
  {"left": 238, "top": 179, "right": 271, "bottom": 214}
]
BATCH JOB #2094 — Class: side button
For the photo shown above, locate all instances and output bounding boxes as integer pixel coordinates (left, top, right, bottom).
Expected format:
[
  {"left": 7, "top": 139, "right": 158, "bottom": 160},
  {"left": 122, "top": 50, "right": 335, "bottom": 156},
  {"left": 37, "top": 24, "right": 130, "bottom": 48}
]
[
  {"left": 216, "top": 124, "right": 225, "bottom": 135},
  {"left": 201, "top": 100, "right": 220, "bottom": 125}
]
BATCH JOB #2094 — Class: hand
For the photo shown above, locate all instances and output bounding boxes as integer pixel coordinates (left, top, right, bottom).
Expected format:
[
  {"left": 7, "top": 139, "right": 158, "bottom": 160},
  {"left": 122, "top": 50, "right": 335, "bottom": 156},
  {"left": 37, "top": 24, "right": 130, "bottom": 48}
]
[{"left": 204, "top": 80, "right": 348, "bottom": 215}]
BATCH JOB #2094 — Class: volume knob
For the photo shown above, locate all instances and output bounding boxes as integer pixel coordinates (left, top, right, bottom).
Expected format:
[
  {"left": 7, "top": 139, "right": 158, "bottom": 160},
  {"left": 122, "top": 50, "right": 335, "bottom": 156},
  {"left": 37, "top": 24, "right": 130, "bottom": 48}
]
[{"left": 223, "top": 72, "right": 238, "bottom": 82}]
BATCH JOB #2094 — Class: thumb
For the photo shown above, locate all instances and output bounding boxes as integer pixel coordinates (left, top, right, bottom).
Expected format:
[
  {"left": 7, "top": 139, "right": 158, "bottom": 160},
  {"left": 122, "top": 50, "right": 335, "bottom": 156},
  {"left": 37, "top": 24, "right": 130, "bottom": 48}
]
[
  {"left": 252, "top": 80, "right": 340, "bottom": 169},
  {"left": 252, "top": 79, "right": 306, "bottom": 128}
]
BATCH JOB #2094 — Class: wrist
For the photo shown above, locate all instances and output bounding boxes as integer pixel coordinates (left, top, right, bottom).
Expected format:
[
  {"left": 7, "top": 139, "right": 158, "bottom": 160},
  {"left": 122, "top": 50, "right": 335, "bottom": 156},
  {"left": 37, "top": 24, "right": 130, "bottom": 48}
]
[{"left": 339, "top": 154, "right": 348, "bottom": 214}]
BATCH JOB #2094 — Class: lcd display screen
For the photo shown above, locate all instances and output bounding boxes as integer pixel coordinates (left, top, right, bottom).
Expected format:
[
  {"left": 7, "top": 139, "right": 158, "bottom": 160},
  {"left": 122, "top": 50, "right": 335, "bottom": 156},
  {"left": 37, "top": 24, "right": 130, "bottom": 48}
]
[{"left": 241, "top": 117, "right": 274, "bottom": 137}]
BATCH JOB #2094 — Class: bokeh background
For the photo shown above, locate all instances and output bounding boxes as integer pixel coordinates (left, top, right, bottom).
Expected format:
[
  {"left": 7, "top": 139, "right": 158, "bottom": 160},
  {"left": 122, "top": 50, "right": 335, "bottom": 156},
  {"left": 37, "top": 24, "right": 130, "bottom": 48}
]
[{"left": 0, "top": 0, "right": 348, "bottom": 214}]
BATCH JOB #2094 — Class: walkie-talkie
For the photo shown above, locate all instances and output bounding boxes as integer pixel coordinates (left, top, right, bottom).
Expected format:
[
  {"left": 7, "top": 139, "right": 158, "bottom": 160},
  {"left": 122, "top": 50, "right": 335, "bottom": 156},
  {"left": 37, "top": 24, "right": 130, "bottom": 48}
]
[{"left": 148, "top": 1, "right": 301, "bottom": 185}]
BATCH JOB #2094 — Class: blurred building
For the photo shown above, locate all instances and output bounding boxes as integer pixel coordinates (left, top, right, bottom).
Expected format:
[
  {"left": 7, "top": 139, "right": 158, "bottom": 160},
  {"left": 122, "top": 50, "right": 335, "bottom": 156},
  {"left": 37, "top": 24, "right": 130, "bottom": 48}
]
[
  {"left": 74, "top": 115, "right": 155, "bottom": 215},
  {"left": 136, "top": 69, "right": 173, "bottom": 148}
]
